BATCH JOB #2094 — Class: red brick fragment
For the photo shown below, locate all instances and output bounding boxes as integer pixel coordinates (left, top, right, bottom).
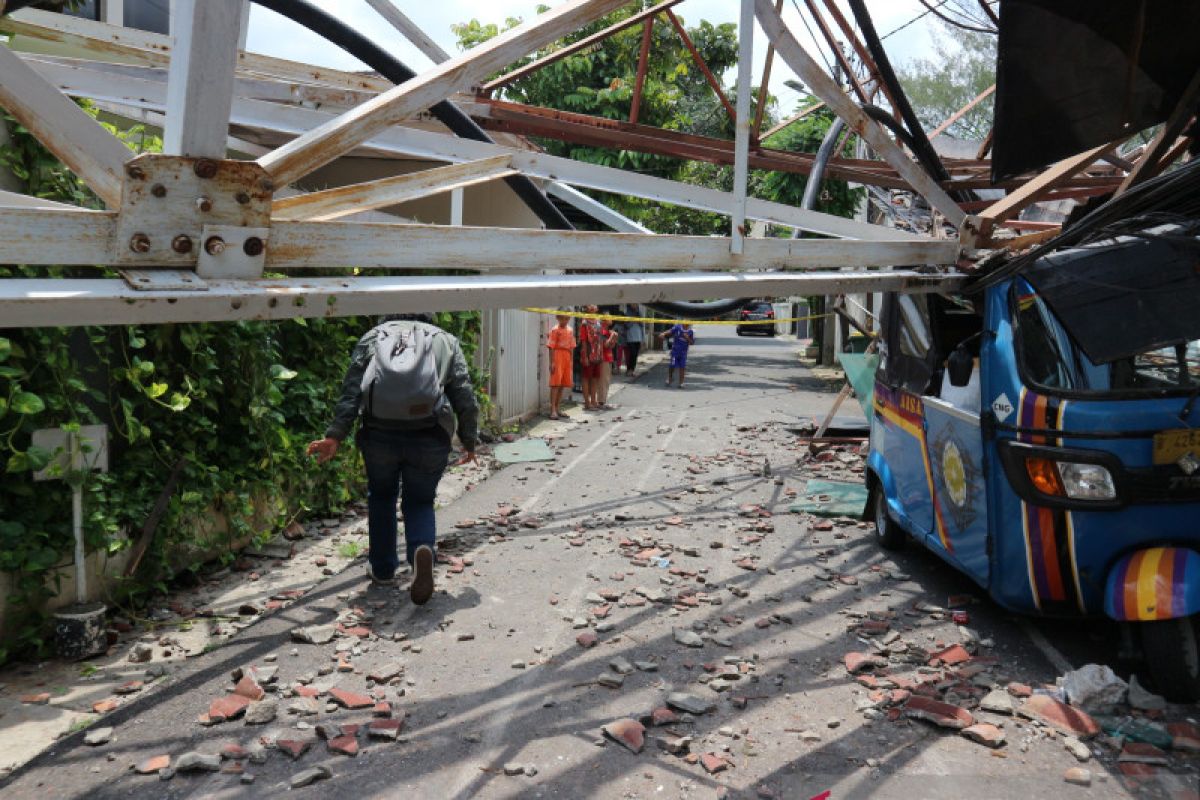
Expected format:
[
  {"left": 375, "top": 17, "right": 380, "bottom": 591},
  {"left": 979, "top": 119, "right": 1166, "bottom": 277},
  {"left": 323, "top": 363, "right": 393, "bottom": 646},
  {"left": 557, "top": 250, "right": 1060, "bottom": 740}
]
[
  {"left": 844, "top": 652, "right": 888, "bottom": 674},
  {"left": 208, "top": 693, "right": 251, "bottom": 722},
  {"left": 1119, "top": 742, "right": 1169, "bottom": 765},
  {"left": 1017, "top": 695, "right": 1099, "bottom": 739},
  {"left": 1169, "top": 722, "right": 1200, "bottom": 752},
  {"left": 373, "top": 702, "right": 392, "bottom": 717},
  {"left": 295, "top": 685, "right": 319, "bottom": 697},
  {"left": 135, "top": 755, "right": 169, "bottom": 774},
  {"left": 602, "top": 718, "right": 645, "bottom": 754},
  {"left": 961, "top": 723, "right": 1005, "bottom": 748},
  {"left": 92, "top": 699, "right": 118, "bottom": 714},
  {"left": 1007, "top": 682, "right": 1032, "bottom": 697},
  {"left": 233, "top": 675, "right": 264, "bottom": 701},
  {"left": 903, "top": 696, "right": 975, "bottom": 730},
  {"left": 276, "top": 739, "right": 311, "bottom": 759},
  {"left": 328, "top": 735, "right": 359, "bottom": 757},
  {"left": 328, "top": 687, "right": 374, "bottom": 709},
  {"left": 20, "top": 692, "right": 51, "bottom": 705},
  {"left": 929, "top": 644, "right": 971, "bottom": 666},
  {"left": 576, "top": 632, "right": 597, "bottom": 649},
  {"left": 700, "top": 753, "right": 730, "bottom": 774},
  {"left": 650, "top": 707, "right": 679, "bottom": 726},
  {"left": 221, "top": 744, "right": 248, "bottom": 760},
  {"left": 115, "top": 681, "right": 144, "bottom": 695}
]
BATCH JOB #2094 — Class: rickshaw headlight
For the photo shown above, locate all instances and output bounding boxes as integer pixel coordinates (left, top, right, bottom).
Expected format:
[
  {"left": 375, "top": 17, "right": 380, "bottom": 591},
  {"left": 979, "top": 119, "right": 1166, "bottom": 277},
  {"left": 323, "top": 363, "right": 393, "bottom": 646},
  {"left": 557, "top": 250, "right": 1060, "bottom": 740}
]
[{"left": 1057, "top": 461, "right": 1117, "bottom": 500}]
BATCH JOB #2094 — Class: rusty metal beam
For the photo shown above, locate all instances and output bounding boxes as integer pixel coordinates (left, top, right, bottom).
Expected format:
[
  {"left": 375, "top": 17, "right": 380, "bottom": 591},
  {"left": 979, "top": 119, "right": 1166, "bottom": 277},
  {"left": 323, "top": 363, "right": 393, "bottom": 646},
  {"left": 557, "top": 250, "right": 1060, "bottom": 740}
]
[
  {"left": 629, "top": 18, "right": 653, "bottom": 124},
  {"left": 819, "top": 0, "right": 903, "bottom": 119},
  {"left": 482, "top": 0, "right": 683, "bottom": 92},
  {"left": 665, "top": 9, "right": 737, "bottom": 126},
  {"left": 803, "top": 0, "right": 869, "bottom": 104},
  {"left": 927, "top": 84, "right": 995, "bottom": 140},
  {"left": 752, "top": 0, "right": 784, "bottom": 141}
]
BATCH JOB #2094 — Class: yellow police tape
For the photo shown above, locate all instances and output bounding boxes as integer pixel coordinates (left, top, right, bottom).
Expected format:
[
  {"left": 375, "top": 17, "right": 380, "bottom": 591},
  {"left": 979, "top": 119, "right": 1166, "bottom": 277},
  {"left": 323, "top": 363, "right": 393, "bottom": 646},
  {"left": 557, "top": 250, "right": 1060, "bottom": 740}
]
[{"left": 522, "top": 306, "right": 834, "bottom": 327}]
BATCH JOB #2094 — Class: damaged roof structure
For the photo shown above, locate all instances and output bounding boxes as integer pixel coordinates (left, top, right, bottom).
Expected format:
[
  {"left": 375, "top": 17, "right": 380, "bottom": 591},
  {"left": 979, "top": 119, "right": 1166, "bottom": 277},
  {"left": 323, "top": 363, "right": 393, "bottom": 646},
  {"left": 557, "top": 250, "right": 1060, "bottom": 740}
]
[{"left": 0, "top": 0, "right": 1195, "bottom": 355}]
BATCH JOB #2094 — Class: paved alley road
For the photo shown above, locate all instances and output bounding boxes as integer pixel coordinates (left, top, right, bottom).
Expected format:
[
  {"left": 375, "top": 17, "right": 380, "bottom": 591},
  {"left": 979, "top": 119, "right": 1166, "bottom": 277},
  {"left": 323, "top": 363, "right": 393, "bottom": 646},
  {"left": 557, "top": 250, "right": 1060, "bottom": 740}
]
[{"left": 0, "top": 327, "right": 1171, "bottom": 799}]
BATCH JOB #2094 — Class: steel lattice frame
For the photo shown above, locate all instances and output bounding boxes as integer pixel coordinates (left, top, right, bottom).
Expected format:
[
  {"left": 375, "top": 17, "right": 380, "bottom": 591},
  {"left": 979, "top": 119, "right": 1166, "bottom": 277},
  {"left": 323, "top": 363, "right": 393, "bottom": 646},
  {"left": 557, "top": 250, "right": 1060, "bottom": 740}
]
[{"left": 0, "top": 0, "right": 1170, "bottom": 328}]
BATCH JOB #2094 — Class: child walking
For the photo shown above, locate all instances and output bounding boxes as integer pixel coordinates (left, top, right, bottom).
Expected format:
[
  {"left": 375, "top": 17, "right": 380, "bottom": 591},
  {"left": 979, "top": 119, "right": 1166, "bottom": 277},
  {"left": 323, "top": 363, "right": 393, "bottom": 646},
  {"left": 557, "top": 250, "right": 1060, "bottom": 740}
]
[
  {"left": 547, "top": 313, "right": 575, "bottom": 419},
  {"left": 658, "top": 322, "right": 695, "bottom": 388}
]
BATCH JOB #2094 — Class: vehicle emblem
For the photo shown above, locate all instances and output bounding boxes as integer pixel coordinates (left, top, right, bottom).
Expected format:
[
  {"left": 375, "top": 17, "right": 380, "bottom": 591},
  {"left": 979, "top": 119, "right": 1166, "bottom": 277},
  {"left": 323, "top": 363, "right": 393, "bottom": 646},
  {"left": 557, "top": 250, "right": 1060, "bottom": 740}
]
[{"left": 991, "top": 393, "right": 1013, "bottom": 422}]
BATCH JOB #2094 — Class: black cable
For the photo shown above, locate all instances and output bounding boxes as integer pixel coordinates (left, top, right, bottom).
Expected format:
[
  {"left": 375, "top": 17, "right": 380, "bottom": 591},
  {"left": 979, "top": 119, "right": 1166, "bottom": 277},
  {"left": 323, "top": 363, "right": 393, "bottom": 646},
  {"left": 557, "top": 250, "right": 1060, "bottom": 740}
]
[
  {"left": 881, "top": 0, "right": 948, "bottom": 40},
  {"left": 916, "top": 0, "right": 995, "bottom": 34},
  {"left": 249, "top": 0, "right": 750, "bottom": 319},
  {"left": 846, "top": 0, "right": 972, "bottom": 205}
]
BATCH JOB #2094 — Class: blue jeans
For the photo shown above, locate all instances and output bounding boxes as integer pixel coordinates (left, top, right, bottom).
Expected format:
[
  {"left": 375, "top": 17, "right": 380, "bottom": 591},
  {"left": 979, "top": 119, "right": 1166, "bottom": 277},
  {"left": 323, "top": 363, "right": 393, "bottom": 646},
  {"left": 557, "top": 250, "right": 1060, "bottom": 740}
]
[{"left": 356, "top": 425, "right": 451, "bottom": 579}]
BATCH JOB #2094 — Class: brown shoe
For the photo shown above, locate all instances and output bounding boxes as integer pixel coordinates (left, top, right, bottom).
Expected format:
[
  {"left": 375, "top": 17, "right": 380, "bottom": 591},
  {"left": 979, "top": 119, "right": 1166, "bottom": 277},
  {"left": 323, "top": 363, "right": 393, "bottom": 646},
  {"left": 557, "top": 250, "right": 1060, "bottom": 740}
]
[{"left": 410, "top": 545, "right": 434, "bottom": 605}]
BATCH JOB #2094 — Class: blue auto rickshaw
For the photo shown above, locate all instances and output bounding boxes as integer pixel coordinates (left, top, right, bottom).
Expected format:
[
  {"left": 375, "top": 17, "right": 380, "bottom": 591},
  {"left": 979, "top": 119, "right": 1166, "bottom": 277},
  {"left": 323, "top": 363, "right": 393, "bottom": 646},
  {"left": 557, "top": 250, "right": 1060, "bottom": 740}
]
[{"left": 865, "top": 225, "right": 1200, "bottom": 699}]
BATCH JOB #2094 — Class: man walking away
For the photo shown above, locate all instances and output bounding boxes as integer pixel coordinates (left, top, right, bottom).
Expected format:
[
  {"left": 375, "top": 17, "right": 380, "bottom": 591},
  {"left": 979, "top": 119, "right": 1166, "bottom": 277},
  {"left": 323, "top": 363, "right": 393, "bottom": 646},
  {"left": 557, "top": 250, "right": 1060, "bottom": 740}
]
[
  {"left": 307, "top": 313, "right": 478, "bottom": 605},
  {"left": 623, "top": 314, "right": 645, "bottom": 376},
  {"left": 658, "top": 322, "right": 695, "bottom": 388}
]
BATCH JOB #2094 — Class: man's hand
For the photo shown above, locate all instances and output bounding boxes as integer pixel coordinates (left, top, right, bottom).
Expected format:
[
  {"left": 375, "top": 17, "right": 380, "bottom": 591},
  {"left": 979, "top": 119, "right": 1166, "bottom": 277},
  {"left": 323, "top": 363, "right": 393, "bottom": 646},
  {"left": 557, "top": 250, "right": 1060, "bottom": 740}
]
[
  {"left": 454, "top": 449, "right": 478, "bottom": 467},
  {"left": 306, "top": 437, "right": 339, "bottom": 464}
]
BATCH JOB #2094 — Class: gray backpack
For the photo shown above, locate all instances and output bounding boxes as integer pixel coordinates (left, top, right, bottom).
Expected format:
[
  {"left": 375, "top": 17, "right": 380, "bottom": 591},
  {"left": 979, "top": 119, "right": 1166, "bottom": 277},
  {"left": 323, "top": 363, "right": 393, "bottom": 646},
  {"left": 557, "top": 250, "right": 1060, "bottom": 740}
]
[{"left": 361, "top": 323, "right": 444, "bottom": 422}]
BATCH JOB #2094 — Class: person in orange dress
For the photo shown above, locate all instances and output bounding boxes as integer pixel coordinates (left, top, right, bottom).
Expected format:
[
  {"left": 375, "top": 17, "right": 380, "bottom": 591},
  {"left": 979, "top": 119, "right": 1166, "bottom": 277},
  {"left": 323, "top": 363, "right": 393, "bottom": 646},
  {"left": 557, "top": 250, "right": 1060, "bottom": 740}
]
[{"left": 546, "top": 313, "right": 576, "bottom": 419}]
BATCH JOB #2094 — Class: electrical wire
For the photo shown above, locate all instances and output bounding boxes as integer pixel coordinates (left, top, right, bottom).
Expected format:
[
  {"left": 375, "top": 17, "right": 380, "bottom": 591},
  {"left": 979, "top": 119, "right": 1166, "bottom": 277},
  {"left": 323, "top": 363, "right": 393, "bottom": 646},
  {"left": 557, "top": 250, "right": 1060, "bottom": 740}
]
[
  {"left": 880, "top": 0, "right": 949, "bottom": 40},
  {"left": 790, "top": 0, "right": 837, "bottom": 79},
  {"left": 916, "top": 0, "right": 995, "bottom": 33}
]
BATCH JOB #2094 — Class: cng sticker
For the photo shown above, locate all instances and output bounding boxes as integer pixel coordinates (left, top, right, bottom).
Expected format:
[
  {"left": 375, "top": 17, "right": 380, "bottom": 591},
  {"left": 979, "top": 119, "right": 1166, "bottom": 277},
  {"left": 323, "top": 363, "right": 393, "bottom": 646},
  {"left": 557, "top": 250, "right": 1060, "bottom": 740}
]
[{"left": 991, "top": 393, "right": 1014, "bottom": 422}]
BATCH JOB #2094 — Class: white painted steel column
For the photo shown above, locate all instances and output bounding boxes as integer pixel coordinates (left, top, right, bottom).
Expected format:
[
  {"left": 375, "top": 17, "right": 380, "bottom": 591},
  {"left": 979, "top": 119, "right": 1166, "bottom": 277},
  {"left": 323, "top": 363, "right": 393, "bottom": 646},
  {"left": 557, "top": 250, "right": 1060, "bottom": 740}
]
[
  {"left": 163, "top": 0, "right": 244, "bottom": 157},
  {"left": 730, "top": 0, "right": 754, "bottom": 254}
]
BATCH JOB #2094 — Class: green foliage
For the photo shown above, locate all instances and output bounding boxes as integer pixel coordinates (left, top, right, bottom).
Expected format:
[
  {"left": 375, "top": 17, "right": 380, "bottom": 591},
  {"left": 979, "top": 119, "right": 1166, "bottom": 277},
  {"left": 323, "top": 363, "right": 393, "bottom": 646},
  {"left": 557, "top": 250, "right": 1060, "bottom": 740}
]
[
  {"left": 897, "top": 24, "right": 996, "bottom": 141},
  {"left": 0, "top": 107, "right": 487, "bottom": 662}
]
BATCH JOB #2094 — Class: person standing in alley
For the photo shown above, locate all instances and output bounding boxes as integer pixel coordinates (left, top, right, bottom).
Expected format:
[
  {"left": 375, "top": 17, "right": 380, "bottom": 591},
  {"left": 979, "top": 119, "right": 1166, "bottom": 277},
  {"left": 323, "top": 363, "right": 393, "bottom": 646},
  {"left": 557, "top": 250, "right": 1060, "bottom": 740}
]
[
  {"left": 623, "top": 313, "right": 645, "bottom": 377},
  {"left": 596, "top": 317, "right": 619, "bottom": 409},
  {"left": 658, "top": 321, "right": 695, "bottom": 388},
  {"left": 547, "top": 312, "right": 575, "bottom": 420},
  {"left": 307, "top": 313, "right": 478, "bottom": 605},
  {"left": 578, "top": 305, "right": 604, "bottom": 410}
]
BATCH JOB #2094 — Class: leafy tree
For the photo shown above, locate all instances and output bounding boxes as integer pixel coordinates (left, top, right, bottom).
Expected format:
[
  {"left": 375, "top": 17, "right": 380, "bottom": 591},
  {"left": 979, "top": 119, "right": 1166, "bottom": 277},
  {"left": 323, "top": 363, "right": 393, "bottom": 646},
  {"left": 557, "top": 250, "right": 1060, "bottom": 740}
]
[{"left": 896, "top": 24, "right": 996, "bottom": 141}]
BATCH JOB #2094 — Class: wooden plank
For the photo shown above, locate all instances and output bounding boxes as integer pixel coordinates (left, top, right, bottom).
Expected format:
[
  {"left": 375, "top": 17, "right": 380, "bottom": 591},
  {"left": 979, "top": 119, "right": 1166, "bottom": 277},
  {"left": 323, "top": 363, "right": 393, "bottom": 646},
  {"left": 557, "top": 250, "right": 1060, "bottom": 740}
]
[
  {"left": 271, "top": 156, "right": 516, "bottom": 221},
  {"left": 1116, "top": 69, "right": 1200, "bottom": 195},
  {"left": 0, "top": 45, "right": 130, "bottom": 207},
  {"left": 755, "top": 0, "right": 966, "bottom": 227},
  {"left": 363, "top": 0, "right": 451, "bottom": 64},
  {"left": 977, "top": 141, "right": 1119, "bottom": 231},
  {"left": 483, "top": 0, "right": 683, "bottom": 91},
  {"left": 0, "top": 271, "right": 963, "bottom": 329},
  {"left": 163, "top": 0, "right": 243, "bottom": 158},
  {"left": 761, "top": 101, "right": 825, "bottom": 140},
  {"left": 927, "top": 84, "right": 995, "bottom": 140},
  {"left": 257, "top": 0, "right": 628, "bottom": 186},
  {"left": 666, "top": 9, "right": 737, "bottom": 126},
  {"left": 0, "top": 207, "right": 117, "bottom": 264},
  {"left": 264, "top": 220, "right": 958, "bottom": 272},
  {"left": 731, "top": 0, "right": 755, "bottom": 254}
]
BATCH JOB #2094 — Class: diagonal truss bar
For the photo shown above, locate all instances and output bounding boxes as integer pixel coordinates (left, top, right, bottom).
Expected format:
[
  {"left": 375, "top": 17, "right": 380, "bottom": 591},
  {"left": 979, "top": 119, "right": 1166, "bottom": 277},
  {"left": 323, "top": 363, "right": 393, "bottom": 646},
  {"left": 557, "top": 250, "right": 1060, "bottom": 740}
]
[
  {"left": 752, "top": 0, "right": 783, "bottom": 140},
  {"left": 0, "top": 270, "right": 962, "bottom": 329},
  {"left": 163, "top": 0, "right": 243, "bottom": 158},
  {"left": 545, "top": 182, "right": 652, "bottom": 233},
  {"left": 34, "top": 60, "right": 927, "bottom": 239},
  {"left": 257, "top": 0, "right": 629, "bottom": 187},
  {"left": 629, "top": 17, "right": 654, "bottom": 125},
  {"left": 0, "top": 44, "right": 130, "bottom": 207},
  {"left": 271, "top": 155, "right": 516, "bottom": 221},
  {"left": 761, "top": 101, "right": 825, "bottom": 140},
  {"left": 665, "top": 9, "right": 737, "bottom": 126},
  {"left": 755, "top": 0, "right": 965, "bottom": 226},
  {"left": 484, "top": 0, "right": 683, "bottom": 92},
  {"left": 927, "top": 84, "right": 994, "bottom": 140},
  {"left": 819, "top": 0, "right": 902, "bottom": 116},
  {"left": 363, "top": 0, "right": 451, "bottom": 64},
  {"left": 803, "top": 0, "right": 869, "bottom": 103}
]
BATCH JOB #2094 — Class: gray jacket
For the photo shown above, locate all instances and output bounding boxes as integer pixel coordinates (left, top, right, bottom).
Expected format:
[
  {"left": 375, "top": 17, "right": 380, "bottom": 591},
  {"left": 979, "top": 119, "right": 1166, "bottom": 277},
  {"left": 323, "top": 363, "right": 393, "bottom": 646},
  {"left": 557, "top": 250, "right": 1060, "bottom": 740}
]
[{"left": 325, "top": 321, "right": 479, "bottom": 449}]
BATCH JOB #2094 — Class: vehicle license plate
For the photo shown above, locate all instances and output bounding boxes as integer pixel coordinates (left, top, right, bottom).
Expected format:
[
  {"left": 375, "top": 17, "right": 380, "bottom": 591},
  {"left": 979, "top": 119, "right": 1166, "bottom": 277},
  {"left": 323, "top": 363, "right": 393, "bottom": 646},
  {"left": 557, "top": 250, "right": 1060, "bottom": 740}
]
[{"left": 1153, "top": 428, "right": 1200, "bottom": 465}]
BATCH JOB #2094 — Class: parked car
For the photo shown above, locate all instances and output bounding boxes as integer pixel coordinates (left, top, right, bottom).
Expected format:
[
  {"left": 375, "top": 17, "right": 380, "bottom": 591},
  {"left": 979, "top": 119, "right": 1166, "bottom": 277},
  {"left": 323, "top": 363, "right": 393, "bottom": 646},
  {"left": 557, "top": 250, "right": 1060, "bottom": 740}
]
[{"left": 736, "top": 301, "right": 776, "bottom": 336}]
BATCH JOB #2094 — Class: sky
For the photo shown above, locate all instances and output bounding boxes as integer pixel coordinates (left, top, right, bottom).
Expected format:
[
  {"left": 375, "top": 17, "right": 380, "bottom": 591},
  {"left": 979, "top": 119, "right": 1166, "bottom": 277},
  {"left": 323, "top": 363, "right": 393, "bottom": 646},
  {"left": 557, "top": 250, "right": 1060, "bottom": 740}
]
[{"left": 244, "top": 1, "right": 950, "bottom": 118}]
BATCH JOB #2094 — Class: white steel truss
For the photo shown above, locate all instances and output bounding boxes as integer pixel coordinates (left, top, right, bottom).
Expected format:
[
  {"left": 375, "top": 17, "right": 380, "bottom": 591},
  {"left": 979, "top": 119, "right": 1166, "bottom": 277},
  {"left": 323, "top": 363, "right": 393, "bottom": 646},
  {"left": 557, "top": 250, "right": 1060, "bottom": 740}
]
[{"left": 0, "top": 0, "right": 981, "bottom": 329}]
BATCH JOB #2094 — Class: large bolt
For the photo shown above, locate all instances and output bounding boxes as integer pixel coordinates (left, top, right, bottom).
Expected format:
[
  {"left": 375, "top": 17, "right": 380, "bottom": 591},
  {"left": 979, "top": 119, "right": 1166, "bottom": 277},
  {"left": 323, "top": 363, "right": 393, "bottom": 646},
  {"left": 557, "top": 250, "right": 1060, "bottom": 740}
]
[
  {"left": 243, "top": 237, "right": 265, "bottom": 257},
  {"left": 150, "top": 183, "right": 167, "bottom": 198},
  {"left": 196, "top": 196, "right": 214, "bottom": 213},
  {"left": 204, "top": 236, "right": 226, "bottom": 256},
  {"left": 129, "top": 233, "right": 152, "bottom": 253},
  {"left": 194, "top": 159, "right": 218, "bottom": 179},
  {"left": 125, "top": 163, "right": 146, "bottom": 180},
  {"left": 171, "top": 235, "right": 193, "bottom": 254},
  {"left": 235, "top": 191, "right": 251, "bottom": 205}
]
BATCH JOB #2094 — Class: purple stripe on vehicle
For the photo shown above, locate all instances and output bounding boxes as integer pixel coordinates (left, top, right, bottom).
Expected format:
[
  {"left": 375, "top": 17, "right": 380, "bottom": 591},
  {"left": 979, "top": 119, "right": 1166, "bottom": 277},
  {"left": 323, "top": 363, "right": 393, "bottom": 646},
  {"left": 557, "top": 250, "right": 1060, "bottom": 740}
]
[
  {"left": 1111, "top": 555, "right": 1133, "bottom": 620},
  {"left": 1026, "top": 504, "right": 1052, "bottom": 601},
  {"left": 1172, "top": 548, "right": 1188, "bottom": 620}
]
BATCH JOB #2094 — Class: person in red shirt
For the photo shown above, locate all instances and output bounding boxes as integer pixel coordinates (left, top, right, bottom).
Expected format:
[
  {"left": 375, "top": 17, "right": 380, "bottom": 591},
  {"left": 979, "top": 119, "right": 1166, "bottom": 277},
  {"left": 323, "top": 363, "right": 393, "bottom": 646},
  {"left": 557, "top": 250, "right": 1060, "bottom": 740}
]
[
  {"left": 546, "top": 313, "right": 575, "bottom": 420},
  {"left": 578, "top": 306, "right": 604, "bottom": 410},
  {"left": 597, "top": 318, "right": 619, "bottom": 409}
]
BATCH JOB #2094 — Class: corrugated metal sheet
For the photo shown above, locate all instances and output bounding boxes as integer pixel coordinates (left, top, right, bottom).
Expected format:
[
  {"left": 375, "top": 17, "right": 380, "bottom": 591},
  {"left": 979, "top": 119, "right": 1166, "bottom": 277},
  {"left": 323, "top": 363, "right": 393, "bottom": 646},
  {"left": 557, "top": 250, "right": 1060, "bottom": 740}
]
[{"left": 483, "top": 308, "right": 547, "bottom": 425}]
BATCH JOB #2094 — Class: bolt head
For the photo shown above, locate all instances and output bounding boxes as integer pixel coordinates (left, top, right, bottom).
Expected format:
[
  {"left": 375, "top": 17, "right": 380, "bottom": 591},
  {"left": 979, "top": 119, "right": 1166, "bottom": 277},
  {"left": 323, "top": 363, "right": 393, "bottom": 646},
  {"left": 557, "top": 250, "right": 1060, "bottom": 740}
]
[
  {"left": 204, "top": 236, "right": 226, "bottom": 256},
  {"left": 235, "top": 192, "right": 251, "bottom": 205},
  {"left": 125, "top": 164, "right": 146, "bottom": 180},
  {"left": 171, "top": 235, "right": 193, "bottom": 254},
  {"left": 129, "top": 233, "right": 151, "bottom": 254},
  {"left": 150, "top": 183, "right": 167, "bottom": 198},
  {"left": 196, "top": 196, "right": 214, "bottom": 213},
  {"left": 243, "top": 237, "right": 265, "bottom": 257},
  {"left": 194, "top": 159, "right": 218, "bottom": 179}
]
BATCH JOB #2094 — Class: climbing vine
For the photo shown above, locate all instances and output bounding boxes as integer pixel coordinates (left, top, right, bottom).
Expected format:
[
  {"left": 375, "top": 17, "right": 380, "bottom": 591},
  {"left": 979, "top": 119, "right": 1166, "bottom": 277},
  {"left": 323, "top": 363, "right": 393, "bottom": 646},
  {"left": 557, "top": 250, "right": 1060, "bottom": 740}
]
[{"left": 0, "top": 107, "right": 487, "bottom": 662}]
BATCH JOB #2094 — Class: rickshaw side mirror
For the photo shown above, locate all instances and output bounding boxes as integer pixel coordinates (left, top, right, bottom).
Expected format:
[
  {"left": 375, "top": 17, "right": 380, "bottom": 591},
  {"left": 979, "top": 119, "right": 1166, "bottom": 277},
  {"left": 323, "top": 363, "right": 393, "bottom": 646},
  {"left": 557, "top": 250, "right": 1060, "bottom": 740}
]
[{"left": 947, "top": 345, "right": 974, "bottom": 387}]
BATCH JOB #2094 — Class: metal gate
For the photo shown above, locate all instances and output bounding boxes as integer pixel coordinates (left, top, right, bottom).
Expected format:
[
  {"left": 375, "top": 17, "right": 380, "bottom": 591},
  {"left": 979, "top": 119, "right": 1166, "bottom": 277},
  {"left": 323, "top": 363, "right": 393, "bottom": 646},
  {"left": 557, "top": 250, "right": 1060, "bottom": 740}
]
[{"left": 482, "top": 308, "right": 547, "bottom": 426}]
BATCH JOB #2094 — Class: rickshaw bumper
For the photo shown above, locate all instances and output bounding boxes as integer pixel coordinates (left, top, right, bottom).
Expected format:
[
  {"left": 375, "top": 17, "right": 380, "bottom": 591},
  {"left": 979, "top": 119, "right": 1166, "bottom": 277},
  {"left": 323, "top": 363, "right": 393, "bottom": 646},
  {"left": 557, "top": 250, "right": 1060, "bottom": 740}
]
[{"left": 1104, "top": 547, "right": 1200, "bottom": 621}]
